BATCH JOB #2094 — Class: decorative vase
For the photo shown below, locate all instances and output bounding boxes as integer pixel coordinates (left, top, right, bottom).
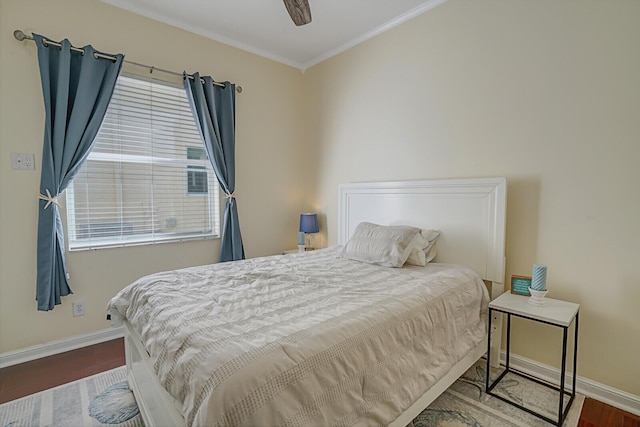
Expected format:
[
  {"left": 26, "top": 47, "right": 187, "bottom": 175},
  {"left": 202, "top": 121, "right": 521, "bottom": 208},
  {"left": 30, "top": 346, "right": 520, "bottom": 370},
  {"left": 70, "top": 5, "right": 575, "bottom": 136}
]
[{"left": 528, "top": 287, "right": 548, "bottom": 306}]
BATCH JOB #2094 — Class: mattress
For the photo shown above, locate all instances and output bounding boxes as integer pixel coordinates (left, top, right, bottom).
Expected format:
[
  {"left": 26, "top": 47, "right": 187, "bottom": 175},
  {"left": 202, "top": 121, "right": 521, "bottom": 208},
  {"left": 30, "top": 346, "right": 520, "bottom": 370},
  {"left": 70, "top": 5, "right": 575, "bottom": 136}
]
[{"left": 107, "top": 246, "right": 489, "bottom": 426}]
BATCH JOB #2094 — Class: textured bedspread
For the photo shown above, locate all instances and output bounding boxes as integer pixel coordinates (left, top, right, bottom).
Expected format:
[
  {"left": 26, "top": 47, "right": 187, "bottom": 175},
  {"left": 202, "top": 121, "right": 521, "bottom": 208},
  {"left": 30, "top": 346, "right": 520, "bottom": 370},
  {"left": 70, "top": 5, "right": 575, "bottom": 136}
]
[{"left": 107, "top": 247, "right": 489, "bottom": 427}]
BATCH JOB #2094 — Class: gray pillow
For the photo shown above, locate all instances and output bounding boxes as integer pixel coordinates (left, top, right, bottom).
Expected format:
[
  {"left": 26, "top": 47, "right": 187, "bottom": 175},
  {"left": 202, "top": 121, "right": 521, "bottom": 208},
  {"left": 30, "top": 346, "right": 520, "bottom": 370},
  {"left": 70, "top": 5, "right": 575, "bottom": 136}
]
[
  {"left": 405, "top": 229, "right": 440, "bottom": 266},
  {"left": 342, "top": 222, "right": 421, "bottom": 267}
]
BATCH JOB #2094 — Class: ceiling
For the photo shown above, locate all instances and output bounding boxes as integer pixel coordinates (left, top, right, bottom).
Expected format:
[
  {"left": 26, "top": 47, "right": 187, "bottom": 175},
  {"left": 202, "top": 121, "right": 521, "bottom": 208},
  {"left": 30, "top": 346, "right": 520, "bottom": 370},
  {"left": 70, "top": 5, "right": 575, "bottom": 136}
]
[{"left": 99, "top": 0, "right": 447, "bottom": 71}]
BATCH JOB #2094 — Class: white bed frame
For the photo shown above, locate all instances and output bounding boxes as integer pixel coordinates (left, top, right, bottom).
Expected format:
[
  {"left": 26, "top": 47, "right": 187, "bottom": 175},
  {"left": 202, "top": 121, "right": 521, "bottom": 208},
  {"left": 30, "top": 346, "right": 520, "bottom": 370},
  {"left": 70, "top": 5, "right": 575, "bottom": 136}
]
[
  {"left": 123, "top": 177, "right": 507, "bottom": 427},
  {"left": 338, "top": 177, "right": 507, "bottom": 426}
]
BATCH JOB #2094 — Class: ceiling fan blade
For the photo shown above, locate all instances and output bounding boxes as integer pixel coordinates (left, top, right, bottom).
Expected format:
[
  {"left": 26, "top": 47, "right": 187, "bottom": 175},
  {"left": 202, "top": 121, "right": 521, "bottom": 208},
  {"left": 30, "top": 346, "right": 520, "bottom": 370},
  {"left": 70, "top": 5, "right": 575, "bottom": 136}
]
[{"left": 283, "top": 0, "right": 312, "bottom": 26}]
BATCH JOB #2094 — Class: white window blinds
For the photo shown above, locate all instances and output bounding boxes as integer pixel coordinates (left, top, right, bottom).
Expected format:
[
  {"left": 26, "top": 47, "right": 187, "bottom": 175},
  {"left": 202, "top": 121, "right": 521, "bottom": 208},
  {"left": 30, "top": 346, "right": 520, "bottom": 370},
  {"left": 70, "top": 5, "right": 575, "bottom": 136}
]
[{"left": 66, "top": 75, "right": 220, "bottom": 250}]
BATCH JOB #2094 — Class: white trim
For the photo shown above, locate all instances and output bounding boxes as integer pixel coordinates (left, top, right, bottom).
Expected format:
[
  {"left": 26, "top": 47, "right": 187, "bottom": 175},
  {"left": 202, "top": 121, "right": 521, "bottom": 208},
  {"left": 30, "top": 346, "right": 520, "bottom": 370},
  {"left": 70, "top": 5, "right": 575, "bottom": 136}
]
[
  {"left": 98, "top": 0, "right": 305, "bottom": 70},
  {"left": 301, "top": 0, "right": 448, "bottom": 71},
  {"left": 99, "top": 0, "right": 448, "bottom": 72},
  {"left": 0, "top": 327, "right": 124, "bottom": 369},
  {"left": 502, "top": 351, "right": 640, "bottom": 417}
]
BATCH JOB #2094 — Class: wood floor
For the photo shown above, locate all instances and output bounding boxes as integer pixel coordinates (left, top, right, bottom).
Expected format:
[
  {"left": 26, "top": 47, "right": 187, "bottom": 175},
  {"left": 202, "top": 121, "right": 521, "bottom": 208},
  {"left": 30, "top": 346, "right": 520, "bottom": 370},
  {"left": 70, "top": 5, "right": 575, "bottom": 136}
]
[
  {"left": 578, "top": 398, "right": 640, "bottom": 427},
  {"left": 0, "top": 338, "right": 638, "bottom": 426},
  {"left": 0, "top": 338, "right": 124, "bottom": 404}
]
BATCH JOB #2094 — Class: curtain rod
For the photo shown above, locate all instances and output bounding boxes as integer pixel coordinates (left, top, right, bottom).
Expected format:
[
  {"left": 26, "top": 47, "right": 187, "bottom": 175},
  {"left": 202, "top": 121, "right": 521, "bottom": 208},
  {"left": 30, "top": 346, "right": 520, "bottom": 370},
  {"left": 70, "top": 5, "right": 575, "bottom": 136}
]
[{"left": 13, "top": 30, "right": 242, "bottom": 93}]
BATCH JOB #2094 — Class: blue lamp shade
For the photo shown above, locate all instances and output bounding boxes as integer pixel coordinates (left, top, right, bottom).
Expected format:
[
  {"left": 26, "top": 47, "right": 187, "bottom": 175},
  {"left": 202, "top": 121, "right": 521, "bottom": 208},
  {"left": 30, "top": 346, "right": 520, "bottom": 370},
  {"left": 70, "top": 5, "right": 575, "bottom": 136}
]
[{"left": 299, "top": 213, "right": 319, "bottom": 234}]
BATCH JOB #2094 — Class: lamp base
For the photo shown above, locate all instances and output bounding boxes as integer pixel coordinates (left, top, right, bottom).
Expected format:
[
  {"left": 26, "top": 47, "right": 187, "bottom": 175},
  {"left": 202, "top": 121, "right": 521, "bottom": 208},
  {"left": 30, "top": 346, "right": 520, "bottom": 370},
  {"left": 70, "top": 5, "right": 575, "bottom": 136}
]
[
  {"left": 303, "top": 233, "right": 318, "bottom": 251},
  {"left": 298, "top": 245, "right": 306, "bottom": 253}
]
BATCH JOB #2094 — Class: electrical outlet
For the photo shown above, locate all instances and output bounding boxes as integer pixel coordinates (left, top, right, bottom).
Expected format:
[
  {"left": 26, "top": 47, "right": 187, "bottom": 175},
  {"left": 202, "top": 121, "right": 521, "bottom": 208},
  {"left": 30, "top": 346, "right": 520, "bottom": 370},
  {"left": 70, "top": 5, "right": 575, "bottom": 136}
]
[
  {"left": 72, "top": 302, "right": 85, "bottom": 317},
  {"left": 11, "top": 153, "right": 36, "bottom": 170}
]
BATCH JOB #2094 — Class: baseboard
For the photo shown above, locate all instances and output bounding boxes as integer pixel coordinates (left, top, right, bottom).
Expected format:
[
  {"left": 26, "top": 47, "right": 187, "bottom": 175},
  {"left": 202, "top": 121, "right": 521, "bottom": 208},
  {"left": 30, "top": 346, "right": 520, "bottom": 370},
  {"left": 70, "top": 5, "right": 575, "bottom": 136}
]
[
  {"left": 0, "top": 327, "right": 123, "bottom": 369},
  {"left": 502, "top": 351, "right": 640, "bottom": 416}
]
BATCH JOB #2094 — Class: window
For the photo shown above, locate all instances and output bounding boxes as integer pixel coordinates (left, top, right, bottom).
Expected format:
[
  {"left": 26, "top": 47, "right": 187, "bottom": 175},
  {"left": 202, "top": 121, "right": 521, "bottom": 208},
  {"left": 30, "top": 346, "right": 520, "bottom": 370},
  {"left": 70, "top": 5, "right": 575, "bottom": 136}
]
[
  {"left": 66, "top": 75, "right": 220, "bottom": 250},
  {"left": 186, "top": 147, "right": 208, "bottom": 195}
]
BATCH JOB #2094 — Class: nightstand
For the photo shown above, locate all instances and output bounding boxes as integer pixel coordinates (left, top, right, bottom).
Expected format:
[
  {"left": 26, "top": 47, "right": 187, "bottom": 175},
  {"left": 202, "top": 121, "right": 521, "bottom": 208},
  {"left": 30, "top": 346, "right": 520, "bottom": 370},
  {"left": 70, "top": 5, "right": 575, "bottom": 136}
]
[
  {"left": 282, "top": 248, "right": 316, "bottom": 255},
  {"left": 281, "top": 249, "right": 302, "bottom": 255},
  {"left": 486, "top": 292, "right": 579, "bottom": 426}
]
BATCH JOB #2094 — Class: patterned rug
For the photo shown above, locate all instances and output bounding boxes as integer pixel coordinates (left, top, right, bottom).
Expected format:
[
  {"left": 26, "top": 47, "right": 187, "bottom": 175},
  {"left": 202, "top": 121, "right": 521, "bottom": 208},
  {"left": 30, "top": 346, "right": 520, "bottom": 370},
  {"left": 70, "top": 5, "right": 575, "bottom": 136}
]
[
  {"left": 1, "top": 360, "right": 583, "bottom": 426},
  {"left": 414, "top": 361, "right": 584, "bottom": 427},
  {"left": 1, "top": 367, "right": 141, "bottom": 427}
]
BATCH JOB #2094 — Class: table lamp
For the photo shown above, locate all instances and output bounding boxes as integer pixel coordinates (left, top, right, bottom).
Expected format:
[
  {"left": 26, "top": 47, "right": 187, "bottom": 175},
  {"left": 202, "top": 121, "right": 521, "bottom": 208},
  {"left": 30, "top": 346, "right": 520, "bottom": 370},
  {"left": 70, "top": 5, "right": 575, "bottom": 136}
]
[{"left": 299, "top": 213, "right": 319, "bottom": 250}]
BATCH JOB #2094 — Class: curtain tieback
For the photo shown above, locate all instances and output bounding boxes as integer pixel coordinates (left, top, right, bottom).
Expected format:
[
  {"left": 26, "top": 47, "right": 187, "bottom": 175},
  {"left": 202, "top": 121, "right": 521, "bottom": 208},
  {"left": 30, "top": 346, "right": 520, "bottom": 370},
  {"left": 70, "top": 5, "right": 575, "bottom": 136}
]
[
  {"left": 224, "top": 192, "right": 236, "bottom": 200},
  {"left": 38, "top": 189, "right": 60, "bottom": 209}
]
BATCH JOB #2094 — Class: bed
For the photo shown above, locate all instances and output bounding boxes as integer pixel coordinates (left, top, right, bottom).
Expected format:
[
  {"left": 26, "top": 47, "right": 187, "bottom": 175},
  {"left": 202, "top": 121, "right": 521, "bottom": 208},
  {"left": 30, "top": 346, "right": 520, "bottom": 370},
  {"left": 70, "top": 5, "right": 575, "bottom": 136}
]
[{"left": 107, "top": 177, "right": 507, "bottom": 427}]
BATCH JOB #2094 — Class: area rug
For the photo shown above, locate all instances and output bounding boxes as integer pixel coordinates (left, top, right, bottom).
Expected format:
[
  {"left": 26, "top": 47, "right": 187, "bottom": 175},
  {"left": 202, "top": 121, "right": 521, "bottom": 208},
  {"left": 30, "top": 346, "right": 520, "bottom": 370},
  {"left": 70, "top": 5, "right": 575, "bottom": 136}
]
[
  {"left": 0, "top": 367, "right": 141, "bottom": 427},
  {"left": 414, "top": 361, "right": 584, "bottom": 427},
  {"left": 1, "top": 360, "right": 583, "bottom": 426}
]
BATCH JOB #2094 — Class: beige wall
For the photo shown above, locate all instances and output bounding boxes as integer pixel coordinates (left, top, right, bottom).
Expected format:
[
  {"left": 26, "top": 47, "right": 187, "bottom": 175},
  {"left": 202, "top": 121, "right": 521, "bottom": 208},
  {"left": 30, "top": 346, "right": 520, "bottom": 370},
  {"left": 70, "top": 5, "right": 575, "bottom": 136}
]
[
  {"left": 303, "top": 0, "right": 640, "bottom": 396},
  {"left": 1, "top": 0, "right": 639, "bottom": 401},
  {"left": 0, "top": 0, "right": 308, "bottom": 352}
]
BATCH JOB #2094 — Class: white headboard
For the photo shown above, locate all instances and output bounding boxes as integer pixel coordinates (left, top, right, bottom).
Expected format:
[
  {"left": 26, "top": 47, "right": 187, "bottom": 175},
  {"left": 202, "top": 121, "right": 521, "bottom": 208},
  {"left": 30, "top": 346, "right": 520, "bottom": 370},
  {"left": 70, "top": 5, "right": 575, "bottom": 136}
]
[{"left": 338, "top": 177, "right": 507, "bottom": 286}]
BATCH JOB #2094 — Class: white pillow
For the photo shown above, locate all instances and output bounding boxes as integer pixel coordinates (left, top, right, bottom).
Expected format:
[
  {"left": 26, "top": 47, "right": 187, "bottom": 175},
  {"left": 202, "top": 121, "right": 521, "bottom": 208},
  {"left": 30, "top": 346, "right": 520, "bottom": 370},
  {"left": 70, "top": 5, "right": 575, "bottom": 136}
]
[
  {"left": 342, "top": 222, "right": 421, "bottom": 267},
  {"left": 405, "top": 229, "right": 440, "bottom": 266}
]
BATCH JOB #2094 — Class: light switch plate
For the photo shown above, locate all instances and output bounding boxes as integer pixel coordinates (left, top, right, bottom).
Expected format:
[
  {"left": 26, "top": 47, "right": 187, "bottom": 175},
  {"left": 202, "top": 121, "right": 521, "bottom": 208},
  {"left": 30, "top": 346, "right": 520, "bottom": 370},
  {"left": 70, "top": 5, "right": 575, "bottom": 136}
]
[{"left": 11, "top": 153, "right": 36, "bottom": 170}]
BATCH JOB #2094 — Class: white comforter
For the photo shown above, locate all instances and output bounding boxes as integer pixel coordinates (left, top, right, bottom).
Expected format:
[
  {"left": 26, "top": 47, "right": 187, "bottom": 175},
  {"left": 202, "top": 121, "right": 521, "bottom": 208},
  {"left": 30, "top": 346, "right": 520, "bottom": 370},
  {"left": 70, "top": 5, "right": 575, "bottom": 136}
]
[{"left": 107, "top": 247, "right": 489, "bottom": 427}]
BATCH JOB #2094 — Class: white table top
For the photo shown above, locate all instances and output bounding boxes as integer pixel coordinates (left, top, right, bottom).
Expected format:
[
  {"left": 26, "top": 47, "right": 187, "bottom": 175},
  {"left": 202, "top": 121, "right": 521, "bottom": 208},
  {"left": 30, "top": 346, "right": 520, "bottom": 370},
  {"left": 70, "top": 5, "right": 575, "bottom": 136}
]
[{"left": 489, "top": 292, "right": 580, "bottom": 327}]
